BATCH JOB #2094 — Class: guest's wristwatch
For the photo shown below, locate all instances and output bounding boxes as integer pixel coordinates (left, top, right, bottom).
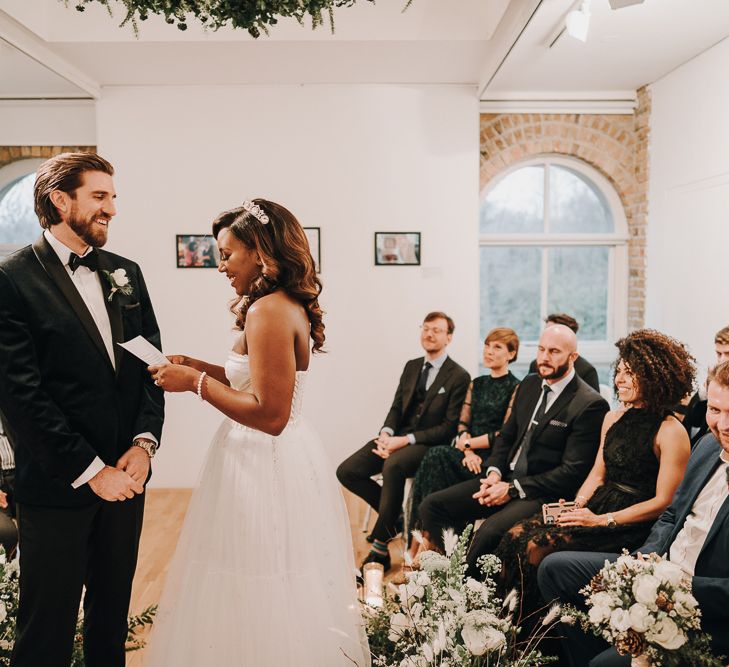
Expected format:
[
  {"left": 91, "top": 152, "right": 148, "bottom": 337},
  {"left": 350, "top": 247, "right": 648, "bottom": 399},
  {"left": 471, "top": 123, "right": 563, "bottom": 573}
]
[
  {"left": 507, "top": 483, "right": 520, "bottom": 499},
  {"left": 463, "top": 440, "right": 471, "bottom": 450},
  {"left": 606, "top": 513, "right": 617, "bottom": 529},
  {"left": 133, "top": 438, "right": 158, "bottom": 459}
]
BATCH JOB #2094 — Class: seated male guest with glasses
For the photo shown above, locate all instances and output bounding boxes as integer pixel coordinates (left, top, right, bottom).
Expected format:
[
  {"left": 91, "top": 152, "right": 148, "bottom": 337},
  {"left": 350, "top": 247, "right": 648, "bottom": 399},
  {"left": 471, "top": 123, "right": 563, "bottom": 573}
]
[{"left": 336, "top": 311, "right": 470, "bottom": 573}]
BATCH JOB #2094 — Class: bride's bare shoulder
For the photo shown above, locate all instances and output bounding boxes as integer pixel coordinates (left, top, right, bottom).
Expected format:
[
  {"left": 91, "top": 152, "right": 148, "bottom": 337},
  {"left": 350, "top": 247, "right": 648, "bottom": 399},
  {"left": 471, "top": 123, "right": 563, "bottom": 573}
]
[{"left": 248, "top": 292, "right": 305, "bottom": 319}]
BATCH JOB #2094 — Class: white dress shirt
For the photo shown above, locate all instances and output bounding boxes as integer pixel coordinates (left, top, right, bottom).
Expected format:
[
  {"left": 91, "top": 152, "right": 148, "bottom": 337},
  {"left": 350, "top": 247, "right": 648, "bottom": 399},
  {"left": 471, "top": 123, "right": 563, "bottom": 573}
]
[
  {"left": 669, "top": 449, "right": 729, "bottom": 575},
  {"left": 43, "top": 230, "right": 155, "bottom": 489}
]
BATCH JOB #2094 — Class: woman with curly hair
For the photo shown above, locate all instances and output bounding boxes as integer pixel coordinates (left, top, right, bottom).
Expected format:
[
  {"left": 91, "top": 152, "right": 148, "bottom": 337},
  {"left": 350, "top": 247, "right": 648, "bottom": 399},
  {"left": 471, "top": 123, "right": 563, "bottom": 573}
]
[
  {"left": 495, "top": 329, "right": 695, "bottom": 617},
  {"left": 144, "top": 200, "right": 370, "bottom": 666}
]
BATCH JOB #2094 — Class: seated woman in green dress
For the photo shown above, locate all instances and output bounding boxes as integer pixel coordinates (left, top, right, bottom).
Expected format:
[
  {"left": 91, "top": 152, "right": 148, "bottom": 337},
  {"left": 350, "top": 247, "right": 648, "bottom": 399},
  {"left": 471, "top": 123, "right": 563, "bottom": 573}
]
[{"left": 406, "top": 327, "right": 520, "bottom": 558}]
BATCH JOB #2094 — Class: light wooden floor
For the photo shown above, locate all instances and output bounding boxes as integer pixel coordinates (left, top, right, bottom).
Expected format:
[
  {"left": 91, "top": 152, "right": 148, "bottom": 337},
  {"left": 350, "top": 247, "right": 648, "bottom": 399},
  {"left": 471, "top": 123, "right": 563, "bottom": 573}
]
[{"left": 126, "top": 487, "right": 405, "bottom": 666}]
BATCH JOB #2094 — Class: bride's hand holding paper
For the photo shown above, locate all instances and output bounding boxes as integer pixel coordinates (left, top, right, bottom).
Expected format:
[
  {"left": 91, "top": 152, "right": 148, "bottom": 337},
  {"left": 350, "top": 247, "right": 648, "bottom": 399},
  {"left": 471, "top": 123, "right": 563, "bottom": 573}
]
[{"left": 148, "top": 362, "right": 200, "bottom": 393}]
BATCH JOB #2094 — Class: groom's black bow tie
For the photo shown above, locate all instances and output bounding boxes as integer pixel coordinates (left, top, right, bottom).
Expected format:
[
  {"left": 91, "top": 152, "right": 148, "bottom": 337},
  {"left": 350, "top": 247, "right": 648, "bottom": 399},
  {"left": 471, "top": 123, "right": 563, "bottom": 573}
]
[{"left": 68, "top": 250, "right": 99, "bottom": 273}]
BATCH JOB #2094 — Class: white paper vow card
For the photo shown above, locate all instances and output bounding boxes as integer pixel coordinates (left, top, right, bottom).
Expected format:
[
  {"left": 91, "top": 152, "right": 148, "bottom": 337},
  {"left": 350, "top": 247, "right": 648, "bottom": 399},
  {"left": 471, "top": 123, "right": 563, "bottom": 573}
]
[{"left": 118, "top": 336, "right": 168, "bottom": 366}]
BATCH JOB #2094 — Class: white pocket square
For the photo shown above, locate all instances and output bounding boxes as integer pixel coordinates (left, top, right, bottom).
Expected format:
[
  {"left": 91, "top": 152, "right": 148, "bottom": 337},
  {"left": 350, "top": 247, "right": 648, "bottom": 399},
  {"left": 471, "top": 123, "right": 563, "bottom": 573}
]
[
  {"left": 549, "top": 419, "right": 567, "bottom": 428},
  {"left": 437, "top": 386, "right": 446, "bottom": 394}
]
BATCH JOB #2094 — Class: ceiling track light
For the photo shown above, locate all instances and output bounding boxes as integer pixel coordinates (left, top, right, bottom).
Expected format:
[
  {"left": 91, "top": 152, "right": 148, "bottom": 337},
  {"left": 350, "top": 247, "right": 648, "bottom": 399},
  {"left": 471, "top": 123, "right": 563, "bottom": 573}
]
[{"left": 566, "top": 0, "right": 592, "bottom": 42}]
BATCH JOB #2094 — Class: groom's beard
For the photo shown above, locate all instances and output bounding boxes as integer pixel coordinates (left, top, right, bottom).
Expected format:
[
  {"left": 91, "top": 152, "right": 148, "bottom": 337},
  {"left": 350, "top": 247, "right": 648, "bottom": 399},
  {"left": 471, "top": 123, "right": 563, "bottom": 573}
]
[{"left": 67, "top": 207, "right": 110, "bottom": 248}]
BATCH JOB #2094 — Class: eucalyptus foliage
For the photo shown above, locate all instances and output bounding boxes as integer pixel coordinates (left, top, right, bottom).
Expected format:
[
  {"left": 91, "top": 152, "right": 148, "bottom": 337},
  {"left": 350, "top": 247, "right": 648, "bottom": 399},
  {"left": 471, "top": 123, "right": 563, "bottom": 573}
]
[{"left": 66, "top": 0, "right": 377, "bottom": 37}]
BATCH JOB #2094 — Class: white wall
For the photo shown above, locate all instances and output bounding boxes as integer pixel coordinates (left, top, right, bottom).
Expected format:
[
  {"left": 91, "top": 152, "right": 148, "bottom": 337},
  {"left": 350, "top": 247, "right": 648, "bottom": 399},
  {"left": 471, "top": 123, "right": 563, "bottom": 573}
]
[
  {"left": 0, "top": 100, "right": 96, "bottom": 145},
  {"left": 646, "top": 37, "right": 729, "bottom": 378},
  {"left": 96, "top": 84, "right": 480, "bottom": 486}
]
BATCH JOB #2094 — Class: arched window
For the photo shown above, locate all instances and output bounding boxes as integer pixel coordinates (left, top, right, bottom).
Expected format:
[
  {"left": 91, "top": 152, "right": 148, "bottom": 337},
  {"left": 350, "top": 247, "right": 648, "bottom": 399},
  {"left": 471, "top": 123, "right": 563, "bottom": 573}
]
[
  {"left": 479, "top": 156, "right": 628, "bottom": 383},
  {"left": 0, "top": 159, "right": 43, "bottom": 258}
]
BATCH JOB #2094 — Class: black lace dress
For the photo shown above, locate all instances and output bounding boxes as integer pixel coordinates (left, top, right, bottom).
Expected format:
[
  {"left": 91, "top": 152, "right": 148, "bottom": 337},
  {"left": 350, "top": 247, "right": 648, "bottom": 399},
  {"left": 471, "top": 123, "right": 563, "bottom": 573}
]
[
  {"left": 495, "top": 408, "right": 666, "bottom": 611},
  {"left": 407, "top": 372, "right": 519, "bottom": 536}
]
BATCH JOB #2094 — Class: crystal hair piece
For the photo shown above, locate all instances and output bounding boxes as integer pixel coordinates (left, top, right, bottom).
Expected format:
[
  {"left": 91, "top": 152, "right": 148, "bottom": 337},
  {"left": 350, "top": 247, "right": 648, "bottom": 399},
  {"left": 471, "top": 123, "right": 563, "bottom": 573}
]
[{"left": 242, "top": 200, "right": 269, "bottom": 225}]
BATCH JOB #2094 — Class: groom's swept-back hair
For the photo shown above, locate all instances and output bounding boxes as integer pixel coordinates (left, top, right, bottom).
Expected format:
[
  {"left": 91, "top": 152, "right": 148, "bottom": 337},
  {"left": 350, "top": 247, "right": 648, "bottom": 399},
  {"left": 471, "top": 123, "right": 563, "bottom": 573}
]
[
  {"left": 212, "top": 198, "right": 326, "bottom": 353},
  {"left": 34, "top": 152, "right": 114, "bottom": 229}
]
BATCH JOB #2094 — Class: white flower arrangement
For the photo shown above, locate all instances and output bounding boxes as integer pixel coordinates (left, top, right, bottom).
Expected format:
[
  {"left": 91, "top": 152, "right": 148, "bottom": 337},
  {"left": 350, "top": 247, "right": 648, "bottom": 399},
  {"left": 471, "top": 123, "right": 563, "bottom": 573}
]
[
  {"left": 102, "top": 268, "right": 134, "bottom": 302},
  {"left": 569, "top": 550, "right": 723, "bottom": 667},
  {"left": 361, "top": 525, "right": 557, "bottom": 667}
]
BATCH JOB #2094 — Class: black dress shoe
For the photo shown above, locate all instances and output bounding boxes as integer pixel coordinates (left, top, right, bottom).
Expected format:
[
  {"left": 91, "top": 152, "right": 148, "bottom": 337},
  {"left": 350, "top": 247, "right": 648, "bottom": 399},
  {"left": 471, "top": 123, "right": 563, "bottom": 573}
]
[
  {"left": 365, "top": 532, "right": 375, "bottom": 543},
  {"left": 361, "top": 549, "right": 391, "bottom": 573}
]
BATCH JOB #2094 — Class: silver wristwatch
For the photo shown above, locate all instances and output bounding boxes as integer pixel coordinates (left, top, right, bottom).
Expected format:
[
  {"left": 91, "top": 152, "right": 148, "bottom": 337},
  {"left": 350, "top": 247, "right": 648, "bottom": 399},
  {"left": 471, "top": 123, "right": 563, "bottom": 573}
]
[{"left": 133, "top": 438, "right": 157, "bottom": 459}]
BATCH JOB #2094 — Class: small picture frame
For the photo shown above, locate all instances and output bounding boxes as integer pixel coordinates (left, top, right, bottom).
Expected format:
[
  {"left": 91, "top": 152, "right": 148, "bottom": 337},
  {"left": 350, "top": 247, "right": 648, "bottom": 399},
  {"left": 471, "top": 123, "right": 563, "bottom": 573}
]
[
  {"left": 303, "top": 227, "right": 321, "bottom": 273},
  {"left": 176, "top": 234, "right": 220, "bottom": 269},
  {"left": 374, "top": 232, "right": 421, "bottom": 266}
]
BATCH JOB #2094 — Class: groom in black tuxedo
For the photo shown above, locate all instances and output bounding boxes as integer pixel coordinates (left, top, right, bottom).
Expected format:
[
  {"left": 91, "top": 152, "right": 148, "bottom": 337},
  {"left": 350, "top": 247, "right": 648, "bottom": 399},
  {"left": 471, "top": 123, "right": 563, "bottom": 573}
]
[
  {"left": 419, "top": 324, "right": 608, "bottom": 576},
  {"left": 0, "top": 153, "right": 164, "bottom": 667}
]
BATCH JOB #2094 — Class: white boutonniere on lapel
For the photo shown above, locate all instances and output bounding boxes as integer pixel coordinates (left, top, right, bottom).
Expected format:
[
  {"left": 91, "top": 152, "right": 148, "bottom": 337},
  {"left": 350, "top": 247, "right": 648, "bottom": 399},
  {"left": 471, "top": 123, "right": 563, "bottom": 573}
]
[{"left": 102, "top": 268, "right": 134, "bottom": 302}]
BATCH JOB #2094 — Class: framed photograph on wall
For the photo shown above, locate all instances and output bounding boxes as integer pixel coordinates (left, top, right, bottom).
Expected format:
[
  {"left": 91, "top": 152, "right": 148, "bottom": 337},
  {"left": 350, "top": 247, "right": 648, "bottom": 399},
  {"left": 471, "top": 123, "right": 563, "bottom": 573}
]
[
  {"left": 303, "top": 227, "right": 321, "bottom": 273},
  {"left": 176, "top": 234, "right": 220, "bottom": 269},
  {"left": 374, "top": 232, "right": 421, "bottom": 266}
]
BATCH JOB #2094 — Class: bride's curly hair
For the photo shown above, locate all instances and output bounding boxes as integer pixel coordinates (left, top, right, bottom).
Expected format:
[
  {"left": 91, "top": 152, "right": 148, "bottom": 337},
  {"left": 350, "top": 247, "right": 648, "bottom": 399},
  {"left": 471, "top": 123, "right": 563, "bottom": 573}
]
[{"left": 212, "top": 199, "right": 325, "bottom": 353}]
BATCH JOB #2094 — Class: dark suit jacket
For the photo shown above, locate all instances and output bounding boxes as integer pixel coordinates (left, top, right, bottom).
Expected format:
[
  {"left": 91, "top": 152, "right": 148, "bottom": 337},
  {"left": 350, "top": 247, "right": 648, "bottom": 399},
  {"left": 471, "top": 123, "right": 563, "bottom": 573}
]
[
  {"left": 638, "top": 433, "right": 729, "bottom": 655},
  {"left": 382, "top": 356, "right": 470, "bottom": 446},
  {"left": 486, "top": 372, "right": 608, "bottom": 501},
  {"left": 0, "top": 235, "right": 164, "bottom": 507},
  {"left": 528, "top": 355, "right": 600, "bottom": 392}
]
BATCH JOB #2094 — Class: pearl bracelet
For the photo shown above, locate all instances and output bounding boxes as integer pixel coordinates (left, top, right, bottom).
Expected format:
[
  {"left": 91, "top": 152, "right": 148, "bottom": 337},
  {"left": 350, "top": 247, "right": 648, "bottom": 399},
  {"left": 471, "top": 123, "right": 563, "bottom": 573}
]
[{"left": 197, "top": 371, "right": 208, "bottom": 402}]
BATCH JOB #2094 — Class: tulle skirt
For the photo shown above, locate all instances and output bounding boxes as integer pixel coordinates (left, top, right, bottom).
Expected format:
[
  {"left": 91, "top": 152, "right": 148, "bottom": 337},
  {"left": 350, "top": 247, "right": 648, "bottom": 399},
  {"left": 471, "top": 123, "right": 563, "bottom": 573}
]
[{"left": 144, "top": 418, "right": 370, "bottom": 666}]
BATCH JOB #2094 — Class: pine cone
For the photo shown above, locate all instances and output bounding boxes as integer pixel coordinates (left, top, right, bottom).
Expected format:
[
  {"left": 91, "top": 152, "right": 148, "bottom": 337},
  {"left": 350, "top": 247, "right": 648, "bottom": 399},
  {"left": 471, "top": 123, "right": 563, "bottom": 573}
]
[
  {"left": 590, "top": 573, "right": 606, "bottom": 592},
  {"left": 615, "top": 629, "right": 647, "bottom": 656},
  {"left": 655, "top": 592, "right": 673, "bottom": 612}
]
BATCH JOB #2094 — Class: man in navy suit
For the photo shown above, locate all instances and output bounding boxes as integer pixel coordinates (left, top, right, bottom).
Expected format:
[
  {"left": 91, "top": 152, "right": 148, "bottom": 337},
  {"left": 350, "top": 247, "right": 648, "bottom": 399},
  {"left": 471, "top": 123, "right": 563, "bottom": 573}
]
[{"left": 538, "top": 359, "right": 729, "bottom": 666}]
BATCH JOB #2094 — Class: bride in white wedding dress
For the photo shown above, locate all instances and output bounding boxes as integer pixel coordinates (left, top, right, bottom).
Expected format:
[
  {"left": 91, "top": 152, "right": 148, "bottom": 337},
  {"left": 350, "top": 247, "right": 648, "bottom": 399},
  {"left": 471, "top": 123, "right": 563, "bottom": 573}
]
[{"left": 144, "top": 199, "right": 369, "bottom": 666}]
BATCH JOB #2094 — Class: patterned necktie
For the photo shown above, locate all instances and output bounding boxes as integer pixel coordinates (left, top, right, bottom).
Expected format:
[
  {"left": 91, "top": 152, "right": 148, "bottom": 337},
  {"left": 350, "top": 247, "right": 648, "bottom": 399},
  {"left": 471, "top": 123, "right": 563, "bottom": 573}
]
[{"left": 68, "top": 250, "right": 99, "bottom": 273}]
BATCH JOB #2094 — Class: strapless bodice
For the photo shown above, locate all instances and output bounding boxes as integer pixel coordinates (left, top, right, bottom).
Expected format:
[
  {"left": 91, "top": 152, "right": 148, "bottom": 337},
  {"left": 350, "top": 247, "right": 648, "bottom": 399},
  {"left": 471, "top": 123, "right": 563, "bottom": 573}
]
[{"left": 224, "top": 351, "right": 307, "bottom": 427}]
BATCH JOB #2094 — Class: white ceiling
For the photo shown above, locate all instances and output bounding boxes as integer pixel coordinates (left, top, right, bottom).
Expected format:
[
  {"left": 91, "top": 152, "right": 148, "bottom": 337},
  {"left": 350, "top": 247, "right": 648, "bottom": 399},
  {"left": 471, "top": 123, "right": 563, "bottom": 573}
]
[
  {"left": 0, "top": 0, "right": 728, "bottom": 100},
  {"left": 487, "top": 0, "right": 729, "bottom": 94}
]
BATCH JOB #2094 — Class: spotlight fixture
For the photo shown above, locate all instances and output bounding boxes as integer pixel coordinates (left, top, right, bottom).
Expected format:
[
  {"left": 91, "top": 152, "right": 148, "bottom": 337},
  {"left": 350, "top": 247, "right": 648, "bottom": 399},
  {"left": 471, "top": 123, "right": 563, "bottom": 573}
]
[{"left": 566, "top": 0, "right": 591, "bottom": 42}]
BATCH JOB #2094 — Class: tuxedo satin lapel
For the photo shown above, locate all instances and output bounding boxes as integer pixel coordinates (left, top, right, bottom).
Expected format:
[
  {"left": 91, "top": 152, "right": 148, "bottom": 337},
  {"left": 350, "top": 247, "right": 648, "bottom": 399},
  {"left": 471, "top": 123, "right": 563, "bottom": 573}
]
[
  {"left": 96, "top": 252, "right": 124, "bottom": 374},
  {"left": 31, "top": 235, "right": 114, "bottom": 373}
]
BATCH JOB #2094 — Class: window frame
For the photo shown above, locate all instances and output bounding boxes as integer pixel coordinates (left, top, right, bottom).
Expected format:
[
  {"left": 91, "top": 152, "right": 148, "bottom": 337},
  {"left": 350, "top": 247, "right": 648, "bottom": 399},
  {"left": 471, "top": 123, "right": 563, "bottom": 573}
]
[
  {"left": 479, "top": 155, "right": 629, "bottom": 372},
  {"left": 0, "top": 158, "right": 44, "bottom": 258}
]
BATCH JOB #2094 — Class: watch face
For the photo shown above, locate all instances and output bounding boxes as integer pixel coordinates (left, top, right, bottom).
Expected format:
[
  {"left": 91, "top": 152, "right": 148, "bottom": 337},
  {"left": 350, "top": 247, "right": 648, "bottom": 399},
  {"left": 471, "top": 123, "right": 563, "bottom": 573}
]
[{"left": 508, "top": 484, "right": 518, "bottom": 498}]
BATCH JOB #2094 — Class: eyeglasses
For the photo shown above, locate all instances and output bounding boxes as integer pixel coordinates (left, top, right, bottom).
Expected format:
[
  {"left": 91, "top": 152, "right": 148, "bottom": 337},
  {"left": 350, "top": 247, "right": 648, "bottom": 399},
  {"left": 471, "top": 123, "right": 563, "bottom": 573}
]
[{"left": 420, "top": 326, "right": 447, "bottom": 336}]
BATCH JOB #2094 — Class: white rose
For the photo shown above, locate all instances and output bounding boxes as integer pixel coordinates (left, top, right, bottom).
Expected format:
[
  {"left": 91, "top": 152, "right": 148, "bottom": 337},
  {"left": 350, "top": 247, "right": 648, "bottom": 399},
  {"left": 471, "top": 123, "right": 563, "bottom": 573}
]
[
  {"left": 461, "top": 624, "right": 505, "bottom": 655},
  {"left": 388, "top": 612, "right": 413, "bottom": 642},
  {"left": 628, "top": 603, "right": 652, "bottom": 633},
  {"left": 673, "top": 591, "right": 698, "bottom": 617},
  {"left": 633, "top": 574, "right": 660, "bottom": 609},
  {"left": 610, "top": 608, "right": 632, "bottom": 633},
  {"left": 589, "top": 603, "right": 611, "bottom": 626},
  {"left": 646, "top": 617, "right": 686, "bottom": 650},
  {"left": 111, "top": 269, "right": 129, "bottom": 287},
  {"left": 653, "top": 560, "right": 685, "bottom": 587}
]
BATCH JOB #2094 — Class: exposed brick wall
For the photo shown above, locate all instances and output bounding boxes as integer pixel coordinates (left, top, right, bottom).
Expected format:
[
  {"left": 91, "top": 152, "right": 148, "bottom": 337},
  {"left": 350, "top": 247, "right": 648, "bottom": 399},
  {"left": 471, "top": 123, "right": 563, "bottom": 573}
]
[
  {"left": 479, "top": 86, "right": 651, "bottom": 329},
  {"left": 0, "top": 145, "right": 96, "bottom": 171}
]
